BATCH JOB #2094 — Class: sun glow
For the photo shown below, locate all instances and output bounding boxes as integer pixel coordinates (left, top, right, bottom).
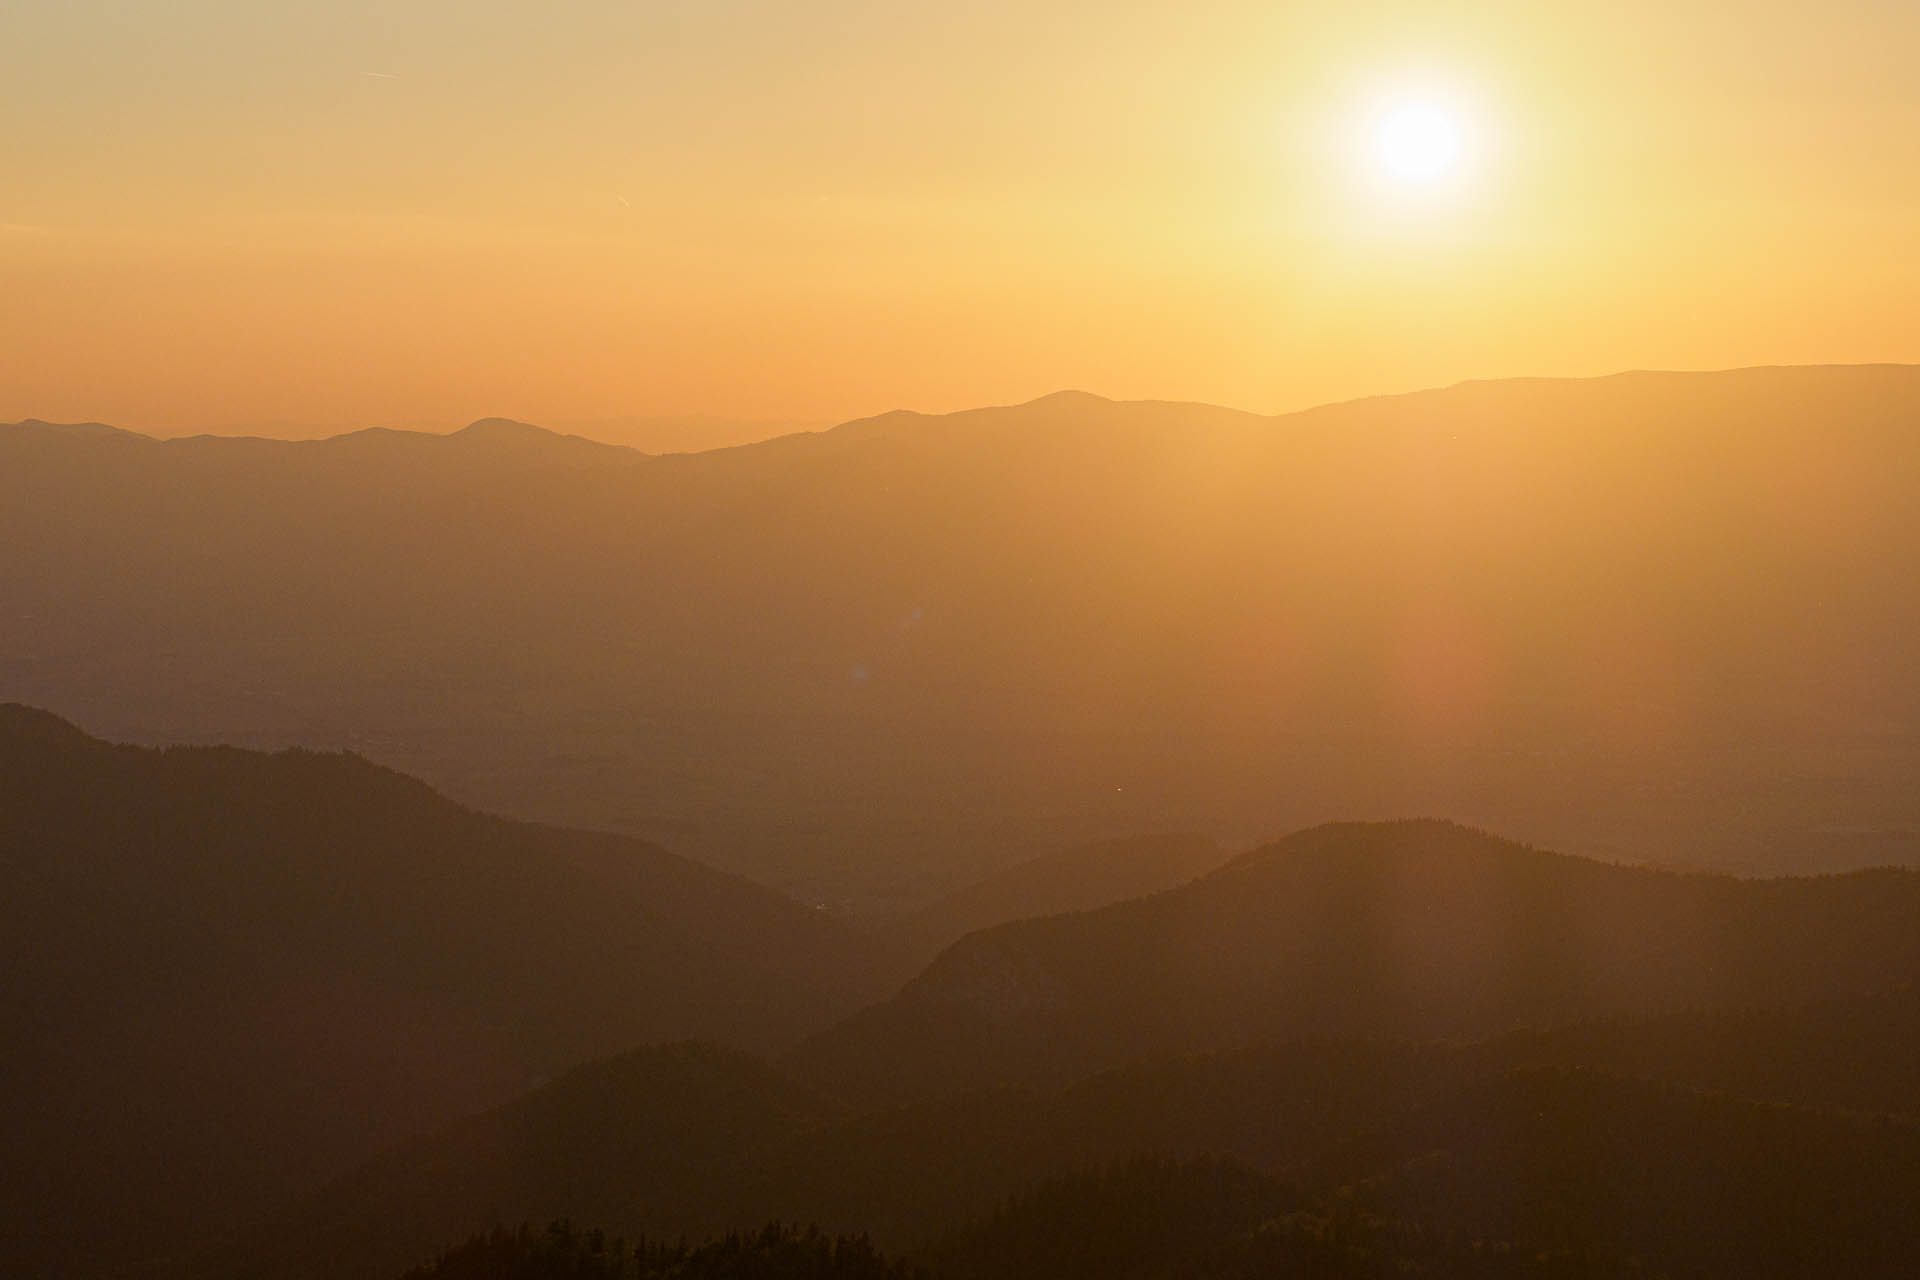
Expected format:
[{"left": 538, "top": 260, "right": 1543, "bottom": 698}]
[{"left": 1376, "top": 102, "right": 1462, "bottom": 184}]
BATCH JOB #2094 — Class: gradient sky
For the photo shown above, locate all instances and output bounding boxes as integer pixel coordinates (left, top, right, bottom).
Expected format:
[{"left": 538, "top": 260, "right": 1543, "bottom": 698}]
[{"left": 5, "top": 1, "right": 1918, "bottom": 436}]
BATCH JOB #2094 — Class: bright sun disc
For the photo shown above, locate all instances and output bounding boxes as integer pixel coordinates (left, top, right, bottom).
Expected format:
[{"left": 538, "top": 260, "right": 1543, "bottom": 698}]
[{"left": 1376, "top": 102, "right": 1462, "bottom": 183}]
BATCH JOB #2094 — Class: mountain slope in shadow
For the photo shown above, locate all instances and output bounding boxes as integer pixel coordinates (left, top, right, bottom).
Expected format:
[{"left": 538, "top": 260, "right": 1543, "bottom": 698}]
[
  {"left": 920, "top": 1079, "right": 1920, "bottom": 1280},
  {"left": 788, "top": 821, "right": 1920, "bottom": 1103},
  {"left": 0, "top": 706, "right": 889, "bottom": 1278},
  {"left": 211, "top": 985, "right": 1920, "bottom": 1280},
  {"left": 881, "top": 833, "right": 1228, "bottom": 967}
]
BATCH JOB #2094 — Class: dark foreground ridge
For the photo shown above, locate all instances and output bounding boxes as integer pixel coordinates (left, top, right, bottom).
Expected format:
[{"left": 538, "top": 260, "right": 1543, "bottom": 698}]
[
  {"left": 218, "top": 988, "right": 1920, "bottom": 1280},
  {"left": 191, "top": 812, "right": 1920, "bottom": 1280},
  {"left": 13, "top": 708, "right": 1920, "bottom": 1277},
  {"left": 0, "top": 707, "right": 890, "bottom": 1278}
]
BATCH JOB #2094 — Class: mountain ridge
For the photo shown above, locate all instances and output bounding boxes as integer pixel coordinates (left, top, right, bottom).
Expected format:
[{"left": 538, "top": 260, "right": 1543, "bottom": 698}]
[
  {"left": 203, "top": 983, "right": 1920, "bottom": 1280},
  {"left": 882, "top": 832, "right": 1229, "bottom": 966},
  {"left": 0, "top": 706, "right": 893, "bottom": 1278},
  {"left": 22, "top": 361, "right": 1919, "bottom": 450},
  {"left": 10, "top": 364, "right": 1920, "bottom": 905},
  {"left": 789, "top": 820, "right": 1920, "bottom": 1103}
]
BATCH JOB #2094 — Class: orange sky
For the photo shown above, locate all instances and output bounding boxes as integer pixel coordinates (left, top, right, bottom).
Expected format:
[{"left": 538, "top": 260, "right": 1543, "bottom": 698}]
[{"left": 4, "top": 1, "right": 1918, "bottom": 438}]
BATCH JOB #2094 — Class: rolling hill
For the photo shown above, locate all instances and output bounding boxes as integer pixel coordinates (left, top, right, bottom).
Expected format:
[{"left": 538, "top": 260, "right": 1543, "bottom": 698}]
[
  {"left": 210, "top": 984, "right": 1920, "bottom": 1280},
  {"left": 190, "top": 820, "right": 1920, "bottom": 1279},
  {"left": 0, "top": 706, "right": 889, "bottom": 1278},
  {"left": 921, "top": 1085, "right": 1920, "bottom": 1280},
  {"left": 789, "top": 821, "right": 1920, "bottom": 1103},
  {"left": 9, "top": 365, "right": 1920, "bottom": 905},
  {"left": 881, "top": 832, "right": 1228, "bottom": 965}
]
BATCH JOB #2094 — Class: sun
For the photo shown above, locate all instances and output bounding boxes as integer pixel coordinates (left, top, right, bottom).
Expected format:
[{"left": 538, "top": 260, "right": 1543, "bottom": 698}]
[
  {"left": 1323, "top": 75, "right": 1495, "bottom": 220},
  {"left": 1374, "top": 101, "right": 1463, "bottom": 184}
]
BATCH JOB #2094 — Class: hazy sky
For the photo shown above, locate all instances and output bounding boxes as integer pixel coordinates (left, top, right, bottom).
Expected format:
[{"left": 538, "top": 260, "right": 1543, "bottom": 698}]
[{"left": 5, "top": 1, "right": 1918, "bottom": 434}]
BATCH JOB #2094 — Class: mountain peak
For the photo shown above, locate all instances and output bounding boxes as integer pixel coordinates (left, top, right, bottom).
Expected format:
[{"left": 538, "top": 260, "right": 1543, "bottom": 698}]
[
  {"left": 453, "top": 417, "right": 562, "bottom": 442},
  {"left": 1021, "top": 389, "right": 1113, "bottom": 408},
  {"left": 445, "top": 417, "right": 643, "bottom": 461},
  {"left": 3, "top": 418, "right": 141, "bottom": 440},
  {"left": 0, "top": 703, "right": 95, "bottom": 749}
]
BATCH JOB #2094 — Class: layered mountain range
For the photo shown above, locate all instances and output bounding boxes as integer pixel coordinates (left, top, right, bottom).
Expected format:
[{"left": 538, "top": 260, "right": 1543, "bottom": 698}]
[
  {"left": 10, "top": 364, "right": 1920, "bottom": 906},
  {"left": 12, "top": 365, "right": 1920, "bottom": 1279},
  {"left": 9, "top": 712, "right": 1920, "bottom": 1277}
]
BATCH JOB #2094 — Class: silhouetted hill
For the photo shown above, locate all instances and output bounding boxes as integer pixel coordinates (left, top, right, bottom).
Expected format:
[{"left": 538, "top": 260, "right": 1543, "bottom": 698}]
[
  {"left": 923, "top": 1099, "right": 1920, "bottom": 1280},
  {"left": 1475, "top": 985, "right": 1920, "bottom": 1118},
  {"left": 2, "top": 417, "right": 137, "bottom": 439},
  {"left": 210, "top": 1044, "right": 844, "bottom": 1280},
  {"left": 883, "top": 833, "right": 1227, "bottom": 965},
  {"left": 917, "top": 1157, "right": 1298, "bottom": 1280},
  {"left": 789, "top": 822, "right": 1920, "bottom": 1103},
  {"left": 225, "top": 982, "right": 1920, "bottom": 1280},
  {"left": 446, "top": 417, "right": 644, "bottom": 462},
  {"left": 0, "top": 707, "right": 888, "bottom": 1278},
  {"left": 1328, "top": 1067, "right": 1920, "bottom": 1278},
  {"left": 195, "top": 1038, "right": 1448, "bottom": 1279},
  {"left": 408, "top": 1112, "right": 1920, "bottom": 1280},
  {"left": 10, "top": 366, "right": 1920, "bottom": 904}
]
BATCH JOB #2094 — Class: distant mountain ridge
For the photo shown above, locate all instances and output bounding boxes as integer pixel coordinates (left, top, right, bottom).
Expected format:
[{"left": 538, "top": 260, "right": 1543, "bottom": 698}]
[
  {"left": 6, "top": 413, "right": 643, "bottom": 460},
  {"left": 9, "top": 364, "right": 1920, "bottom": 904},
  {"left": 14, "top": 359, "right": 1919, "bottom": 455},
  {"left": 1, "top": 417, "right": 140, "bottom": 439}
]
